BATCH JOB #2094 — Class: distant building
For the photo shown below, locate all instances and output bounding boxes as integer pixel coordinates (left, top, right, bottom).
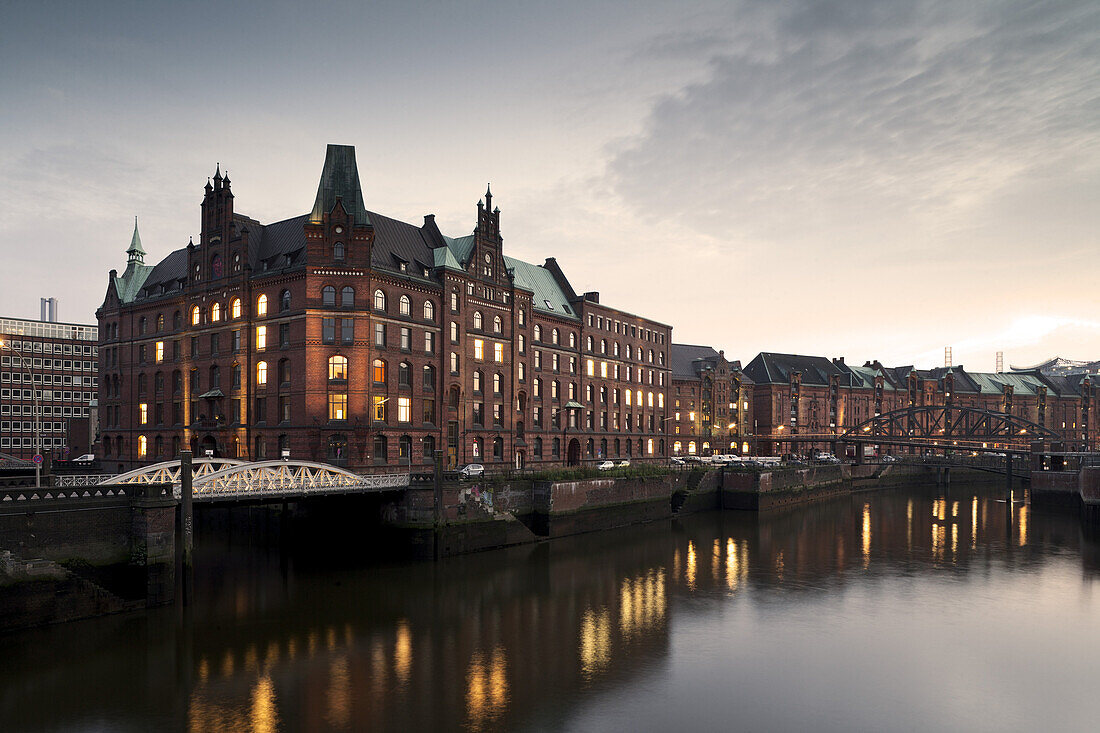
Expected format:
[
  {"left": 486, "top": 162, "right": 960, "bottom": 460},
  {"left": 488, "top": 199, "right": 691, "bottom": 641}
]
[
  {"left": 0, "top": 314, "right": 100, "bottom": 460},
  {"left": 669, "top": 344, "right": 753, "bottom": 456},
  {"left": 1010, "top": 357, "right": 1100, "bottom": 377},
  {"left": 97, "top": 145, "right": 672, "bottom": 472}
]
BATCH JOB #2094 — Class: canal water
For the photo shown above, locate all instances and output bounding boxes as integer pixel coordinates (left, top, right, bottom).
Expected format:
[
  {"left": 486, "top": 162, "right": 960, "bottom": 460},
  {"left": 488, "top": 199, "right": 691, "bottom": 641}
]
[{"left": 2, "top": 484, "right": 1099, "bottom": 732}]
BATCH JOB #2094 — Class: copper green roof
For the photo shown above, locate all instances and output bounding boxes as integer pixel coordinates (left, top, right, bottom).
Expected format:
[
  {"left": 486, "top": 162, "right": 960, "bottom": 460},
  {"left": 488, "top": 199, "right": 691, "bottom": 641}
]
[
  {"left": 309, "top": 144, "right": 369, "bottom": 226},
  {"left": 503, "top": 255, "right": 577, "bottom": 319}
]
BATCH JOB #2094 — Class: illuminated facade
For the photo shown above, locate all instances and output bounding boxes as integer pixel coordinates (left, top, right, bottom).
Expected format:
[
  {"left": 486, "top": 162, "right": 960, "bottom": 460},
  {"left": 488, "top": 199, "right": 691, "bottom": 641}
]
[
  {"left": 669, "top": 344, "right": 753, "bottom": 456},
  {"left": 97, "top": 145, "right": 672, "bottom": 472}
]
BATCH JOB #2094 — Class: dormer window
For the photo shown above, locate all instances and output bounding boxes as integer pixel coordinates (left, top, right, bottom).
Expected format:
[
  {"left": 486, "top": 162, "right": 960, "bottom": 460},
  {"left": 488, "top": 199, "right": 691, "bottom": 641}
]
[
  {"left": 400, "top": 262, "right": 408, "bottom": 273},
  {"left": 333, "top": 242, "right": 345, "bottom": 261}
]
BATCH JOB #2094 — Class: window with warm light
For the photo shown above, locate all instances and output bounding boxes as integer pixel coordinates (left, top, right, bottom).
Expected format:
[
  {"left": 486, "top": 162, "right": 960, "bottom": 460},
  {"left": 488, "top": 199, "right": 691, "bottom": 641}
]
[
  {"left": 494, "top": 342, "right": 503, "bottom": 363},
  {"left": 191, "top": 306, "right": 200, "bottom": 325},
  {"left": 586, "top": 359, "right": 595, "bottom": 377},
  {"left": 211, "top": 302, "right": 221, "bottom": 322},
  {"left": 373, "top": 395, "right": 386, "bottom": 422},
  {"left": 139, "top": 403, "right": 148, "bottom": 424},
  {"left": 600, "top": 361, "right": 608, "bottom": 378},
  {"left": 328, "top": 393, "right": 347, "bottom": 421},
  {"left": 372, "top": 358, "right": 386, "bottom": 383},
  {"left": 397, "top": 396, "right": 411, "bottom": 423},
  {"left": 138, "top": 435, "right": 147, "bottom": 458},
  {"left": 155, "top": 341, "right": 164, "bottom": 363},
  {"left": 256, "top": 294, "right": 267, "bottom": 316},
  {"left": 231, "top": 298, "right": 242, "bottom": 319},
  {"left": 256, "top": 361, "right": 268, "bottom": 386},
  {"left": 474, "top": 339, "right": 484, "bottom": 360},
  {"left": 255, "top": 326, "right": 267, "bottom": 350}
]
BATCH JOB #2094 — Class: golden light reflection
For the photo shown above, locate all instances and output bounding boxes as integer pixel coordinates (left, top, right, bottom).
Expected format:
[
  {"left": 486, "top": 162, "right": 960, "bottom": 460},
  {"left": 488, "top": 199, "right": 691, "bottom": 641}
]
[
  {"left": 672, "top": 548, "right": 680, "bottom": 582},
  {"left": 287, "top": 638, "right": 297, "bottom": 661},
  {"left": 580, "top": 607, "right": 612, "bottom": 679},
  {"left": 907, "top": 499, "right": 913, "bottom": 551},
  {"left": 712, "top": 538, "right": 721, "bottom": 582},
  {"left": 686, "top": 541, "right": 697, "bottom": 590},
  {"left": 951, "top": 524, "right": 958, "bottom": 558},
  {"left": 250, "top": 675, "right": 280, "bottom": 733},
  {"left": 951, "top": 500, "right": 959, "bottom": 518},
  {"left": 466, "top": 646, "right": 509, "bottom": 730},
  {"left": 326, "top": 626, "right": 337, "bottom": 651},
  {"left": 932, "top": 523, "right": 946, "bottom": 561},
  {"left": 307, "top": 631, "right": 318, "bottom": 658},
  {"left": 394, "top": 620, "right": 412, "bottom": 686},
  {"left": 1018, "top": 504, "right": 1028, "bottom": 547},
  {"left": 244, "top": 645, "right": 258, "bottom": 674},
  {"left": 371, "top": 639, "right": 387, "bottom": 685},
  {"left": 326, "top": 656, "right": 351, "bottom": 730},
  {"left": 972, "top": 497, "right": 979, "bottom": 550},
  {"left": 775, "top": 550, "right": 785, "bottom": 580},
  {"left": 862, "top": 503, "right": 872, "bottom": 569},
  {"left": 198, "top": 657, "right": 209, "bottom": 685},
  {"left": 726, "top": 538, "right": 739, "bottom": 591},
  {"left": 619, "top": 570, "right": 667, "bottom": 639},
  {"left": 221, "top": 650, "right": 234, "bottom": 678},
  {"left": 264, "top": 641, "right": 280, "bottom": 672}
]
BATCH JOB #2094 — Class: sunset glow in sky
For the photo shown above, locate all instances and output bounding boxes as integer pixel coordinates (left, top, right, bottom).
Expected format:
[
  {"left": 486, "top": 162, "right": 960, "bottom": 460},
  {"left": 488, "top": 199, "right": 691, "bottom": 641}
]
[{"left": 1, "top": 0, "right": 1097, "bottom": 370}]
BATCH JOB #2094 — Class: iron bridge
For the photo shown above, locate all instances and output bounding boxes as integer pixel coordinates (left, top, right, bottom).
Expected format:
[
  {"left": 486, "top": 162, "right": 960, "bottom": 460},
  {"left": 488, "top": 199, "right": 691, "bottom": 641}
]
[{"left": 54, "top": 458, "right": 410, "bottom": 502}]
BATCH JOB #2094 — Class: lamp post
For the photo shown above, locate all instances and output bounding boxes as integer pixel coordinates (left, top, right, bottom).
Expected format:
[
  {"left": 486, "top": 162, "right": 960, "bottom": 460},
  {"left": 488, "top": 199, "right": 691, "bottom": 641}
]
[{"left": 0, "top": 339, "right": 42, "bottom": 488}]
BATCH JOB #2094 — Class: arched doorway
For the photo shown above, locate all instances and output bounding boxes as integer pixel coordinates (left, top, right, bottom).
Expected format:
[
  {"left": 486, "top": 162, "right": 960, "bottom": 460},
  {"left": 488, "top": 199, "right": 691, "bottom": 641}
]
[
  {"left": 200, "top": 435, "right": 218, "bottom": 457},
  {"left": 515, "top": 450, "right": 525, "bottom": 470},
  {"left": 567, "top": 438, "right": 581, "bottom": 466}
]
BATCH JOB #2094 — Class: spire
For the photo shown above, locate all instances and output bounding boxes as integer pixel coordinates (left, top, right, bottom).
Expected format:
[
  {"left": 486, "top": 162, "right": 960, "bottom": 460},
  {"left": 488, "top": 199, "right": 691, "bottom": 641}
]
[
  {"left": 214, "top": 163, "right": 222, "bottom": 180},
  {"left": 309, "top": 144, "right": 369, "bottom": 226},
  {"left": 485, "top": 183, "right": 492, "bottom": 210},
  {"left": 222, "top": 170, "right": 230, "bottom": 187},
  {"left": 126, "top": 216, "right": 146, "bottom": 264},
  {"left": 205, "top": 177, "right": 213, "bottom": 194}
]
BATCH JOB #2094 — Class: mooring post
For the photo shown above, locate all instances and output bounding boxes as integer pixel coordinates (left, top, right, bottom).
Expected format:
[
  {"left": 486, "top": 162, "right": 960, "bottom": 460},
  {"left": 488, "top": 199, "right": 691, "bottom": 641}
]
[
  {"left": 180, "top": 450, "right": 194, "bottom": 604},
  {"left": 1004, "top": 450, "right": 1013, "bottom": 496}
]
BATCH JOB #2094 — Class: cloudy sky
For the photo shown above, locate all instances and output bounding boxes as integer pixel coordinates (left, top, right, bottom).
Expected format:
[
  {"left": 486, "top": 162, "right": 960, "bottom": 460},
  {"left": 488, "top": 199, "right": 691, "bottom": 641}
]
[{"left": 1, "top": 0, "right": 1097, "bottom": 370}]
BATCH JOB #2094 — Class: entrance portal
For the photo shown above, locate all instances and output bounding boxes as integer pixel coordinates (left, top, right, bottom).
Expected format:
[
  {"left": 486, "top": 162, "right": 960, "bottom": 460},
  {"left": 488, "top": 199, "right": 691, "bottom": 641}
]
[{"left": 567, "top": 438, "right": 581, "bottom": 466}]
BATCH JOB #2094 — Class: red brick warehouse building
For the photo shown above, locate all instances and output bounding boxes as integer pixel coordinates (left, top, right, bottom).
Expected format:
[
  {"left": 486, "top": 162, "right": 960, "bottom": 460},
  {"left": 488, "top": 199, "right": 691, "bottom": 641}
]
[{"left": 97, "top": 145, "right": 672, "bottom": 473}]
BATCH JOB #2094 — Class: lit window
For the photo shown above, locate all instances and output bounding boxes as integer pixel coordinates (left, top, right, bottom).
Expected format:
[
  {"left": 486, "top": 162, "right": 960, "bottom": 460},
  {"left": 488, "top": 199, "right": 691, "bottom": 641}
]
[
  {"left": 374, "top": 290, "right": 386, "bottom": 311},
  {"left": 230, "top": 298, "right": 241, "bottom": 319},
  {"left": 400, "top": 295, "right": 411, "bottom": 316},
  {"left": 647, "top": 439, "right": 653, "bottom": 455},
  {"left": 474, "top": 311, "right": 483, "bottom": 330},
  {"left": 211, "top": 303, "right": 221, "bottom": 322},
  {"left": 328, "top": 393, "right": 348, "bottom": 421},
  {"left": 372, "top": 359, "right": 386, "bottom": 383},
  {"left": 190, "top": 306, "right": 200, "bottom": 325},
  {"left": 398, "top": 397, "right": 411, "bottom": 423},
  {"left": 658, "top": 393, "right": 664, "bottom": 408},
  {"left": 474, "top": 339, "right": 484, "bottom": 360},
  {"left": 494, "top": 342, "right": 504, "bottom": 363},
  {"left": 372, "top": 395, "right": 386, "bottom": 422},
  {"left": 625, "top": 389, "right": 632, "bottom": 406},
  {"left": 155, "top": 341, "right": 164, "bottom": 363},
  {"left": 600, "top": 361, "right": 608, "bottom": 378},
  {"left": 139, "top": 403, "right": 148, "bottom": 424},
  {"left": 255, "top": 326, "right": 267, "bottom": 350},
  {"left": 423, "top": 301, "right": 434, "bottom": 321},
  {"left": 586, "top": 359, "right": 595, "bottom": 377},
  {"left": 138, "top": 435, "right": 147, "bottom": 458},
  {"left": 493, "top": 316, "right": 501, "bottom": 333},
  {"left": 256, "top": 361, "right": 268, "bottom": 386},
  {"left": 256, "top": 294, "right": 267, "bottom": 316},
  {"left": 648, "top": 392, "right": 654, "bottom": 408}
]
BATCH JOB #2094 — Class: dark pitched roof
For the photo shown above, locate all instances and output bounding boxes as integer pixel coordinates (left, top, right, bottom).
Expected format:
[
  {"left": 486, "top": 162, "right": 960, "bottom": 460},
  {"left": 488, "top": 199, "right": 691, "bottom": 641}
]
[
  {"left": 743, "top": 352, "right": 850, "bottom": 386},
  {"left": 367, "top": 210, "right": 435, "bottom": 274},
  {"left": 309, "top": 144, "right": 369, "bottom": 227},
  {"left": 671, "top": 344, "right": 721, "bottom": 379}
]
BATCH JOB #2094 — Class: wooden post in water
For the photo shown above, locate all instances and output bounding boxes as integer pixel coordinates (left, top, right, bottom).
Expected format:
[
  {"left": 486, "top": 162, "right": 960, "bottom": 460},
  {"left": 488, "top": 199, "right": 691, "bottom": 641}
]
[
  {"left": 1004, "top": 450, "right": 1013, "bottom": 496},
  {"left": 433, "top": 449, "right": 444, "bottom": 560},
  {"left": 180, "top": 450, "right": 194, "bottom": 604}
]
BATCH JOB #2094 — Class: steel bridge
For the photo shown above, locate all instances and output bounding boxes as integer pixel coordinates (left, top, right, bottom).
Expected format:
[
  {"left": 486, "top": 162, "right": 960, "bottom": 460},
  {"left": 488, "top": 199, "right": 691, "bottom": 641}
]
[
  {"left": 51, "top": 458, "right": 410, "bottom": 502},
  {"left": 841, "top": 405, "right": 1061, "bottom": 451}
]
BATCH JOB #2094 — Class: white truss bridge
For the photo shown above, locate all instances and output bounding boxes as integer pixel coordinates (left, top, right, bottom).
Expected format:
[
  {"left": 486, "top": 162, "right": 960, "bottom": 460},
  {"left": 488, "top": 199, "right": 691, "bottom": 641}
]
[{"left": 53, "top": 458, "right": 410, "bottom": 502}]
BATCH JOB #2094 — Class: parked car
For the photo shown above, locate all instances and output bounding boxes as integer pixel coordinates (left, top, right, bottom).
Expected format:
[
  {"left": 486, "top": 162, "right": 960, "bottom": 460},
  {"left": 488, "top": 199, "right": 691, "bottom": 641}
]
[
  {"left": 617, "top": 460, "right": 631, "bottom": 468},
  {"left": 72, "top": 454, "right": 96, "bottom": 464},
  {"left": 597, "top": 460, "right": 616, "bottom": 471},
  {"left": 881, "top": 454, "right": 899, "bottom": 463},
  {"left": 459, "top": 463, "right": 484, "bottom": 478},
  {"left": 670, "top": 456, "right": 686, "bottom": 465}
]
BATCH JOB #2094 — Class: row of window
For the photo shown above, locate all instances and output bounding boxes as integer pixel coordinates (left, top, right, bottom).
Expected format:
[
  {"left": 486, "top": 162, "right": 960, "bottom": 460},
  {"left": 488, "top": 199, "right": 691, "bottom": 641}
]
[
  {"left": 0, "top": 405, "right": 90, "bottom": 417},
  {"left": 0, "top": 437, "right": 66, "bottom": 449},
  {"left": 0, "top": 389, "right": 94, "bottom": 403},
  {"left": 0, "top": 339, "right": 96, "bottom": 355},
  {"left": 585, "top": 313, "right": 666, "bottom": 345},
  {"left": 0, "top": 420, "right": 69, "bottom": 432},
  {"left": 0, "top": 372, "right": 95, "bottom": 386},
  {"left": 0, "top": 357, "right": 95, "bottom": 371}
]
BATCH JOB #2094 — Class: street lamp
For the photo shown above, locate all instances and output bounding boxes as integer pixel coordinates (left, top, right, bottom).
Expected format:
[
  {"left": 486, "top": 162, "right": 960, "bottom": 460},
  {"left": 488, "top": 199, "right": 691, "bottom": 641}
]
[{"left": 0, "top": 339, "right": 42, "bottom": 488}]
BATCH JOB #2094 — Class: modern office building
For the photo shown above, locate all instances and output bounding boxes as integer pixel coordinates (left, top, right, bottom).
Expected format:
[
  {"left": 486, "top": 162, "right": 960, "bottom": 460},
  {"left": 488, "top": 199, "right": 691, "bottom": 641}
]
[{"left": 0, "top": 314, "right": 99, "bottom": 459}]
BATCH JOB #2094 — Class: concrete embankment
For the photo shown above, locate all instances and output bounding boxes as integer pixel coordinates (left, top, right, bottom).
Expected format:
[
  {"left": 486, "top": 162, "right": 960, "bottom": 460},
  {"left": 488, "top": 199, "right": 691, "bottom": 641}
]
[{"left": 1031, "top": 467, "right": 1100, "bottom": 523}]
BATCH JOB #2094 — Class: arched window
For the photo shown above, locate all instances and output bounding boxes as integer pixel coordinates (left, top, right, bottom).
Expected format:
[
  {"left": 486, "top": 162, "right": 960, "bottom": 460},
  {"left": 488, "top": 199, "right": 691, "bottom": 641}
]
[
  {"left": 423, "top": 300, "right": 435, "bottom": 321},
  {"left": 473, "top": 311, "right": 483, "bottom": 330},
  {"left": 586, "top": 336, "right": 593, "bottom": 351},
  {"left": 374, "top": 290, "right": 386, "bottom": 311},
  {"left": 322, "top": 286, "right": 336, "bottom": 306},
  {"left": 569, "top": 332, "right": 576, "bottom": 348},
  {"left": 139, "top": 316, "right": 147, "bottom": 335},
  {"left": 333, "top": 242, "right": 345, "bottom": 260},
  {"left": 493, "top": 373, "right": 502, "bottom": 394},
  {"left": 173, "top": 311, "right": 182, "bottom": 330},
  {"left": 230, "top": 298, "right": 242, "bottom": 319},
  {"left": 398, "top": 435, "right": 412, "bottom": 461},
  {"left": 256, "top": 361, "right": 268, "bottom": 386},
  {"left": 280, "top": 290, "right": 291, "bottom": 312},
  {"left": 450, "top": 351, "right": 459, "bottom": 374},
  {"left": 422, "top": 365, "right": 435, "bottom": 391},
  {"left": 422, "top": 435, "right": 436, "bottom": 463},
  {"left": 256, "top": 294, "right": 268, "bottom": 316},
  {"left": 328, "top": 355, "right": 347, "bottom": 380},
  {"left": 493, "top": 437, "right": 504, "bottom": 460},
  {"left": 372, "top": 359, "right": 386, "bottom": 384},
  {"left": 210, "top": 303, "right": 221, "bottom": 322},
  {"left": 137, "top": 435, "right": 148, "bottom": 459},
  {"left": 399, "top": 295, "right": 411, "bottom": 316},
  {"left": 533, "top": 325, "right": 542, "bottom": 341},
  {"left": 552, "top": 328, "right": 559, "bottom": 345},
  {"left": 210, "top": 365, "right": 220, "bottom": 387},
  {"left": 449, "top": 385, "right": 460, "bottom": 408},
  {"left": 601, "top": 339, "right": 607, "bottom": 354},
  {"left": 534, "top": 437, "right": 543, "bottom": 457},
  {"left": 398, "top": 361, "right": 411, "bottom": 386},
  {"left": 156, "top": 314, "right": 164, "bottom": 332},
  {"left": 473, "top": 370, "right": 483, "bottom": 392},
  {"left": 341, "top": 286, "right": 354, "bottom": 307},
  {"left": 493, "top": 316, "right": 502, "bottom": 333}
]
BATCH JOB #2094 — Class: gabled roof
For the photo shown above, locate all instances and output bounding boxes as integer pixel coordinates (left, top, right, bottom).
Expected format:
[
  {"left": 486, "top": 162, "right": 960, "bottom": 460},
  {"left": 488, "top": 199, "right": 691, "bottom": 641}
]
[
  {"left": 671, "top": 344, "right": 721, "bottom": 379},
  {"left": 743, "top": 352, "right": 849, "bottom": 386},
  {"left": 504, "top": 255, "right": 577, "bottom": 319}
]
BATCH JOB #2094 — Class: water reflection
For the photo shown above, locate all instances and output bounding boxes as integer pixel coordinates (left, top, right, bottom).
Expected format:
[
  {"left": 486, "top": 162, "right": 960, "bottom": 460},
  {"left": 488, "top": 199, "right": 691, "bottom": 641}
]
[{"left": 1, "top": 485, "right": 1098, "bottom": 732}]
